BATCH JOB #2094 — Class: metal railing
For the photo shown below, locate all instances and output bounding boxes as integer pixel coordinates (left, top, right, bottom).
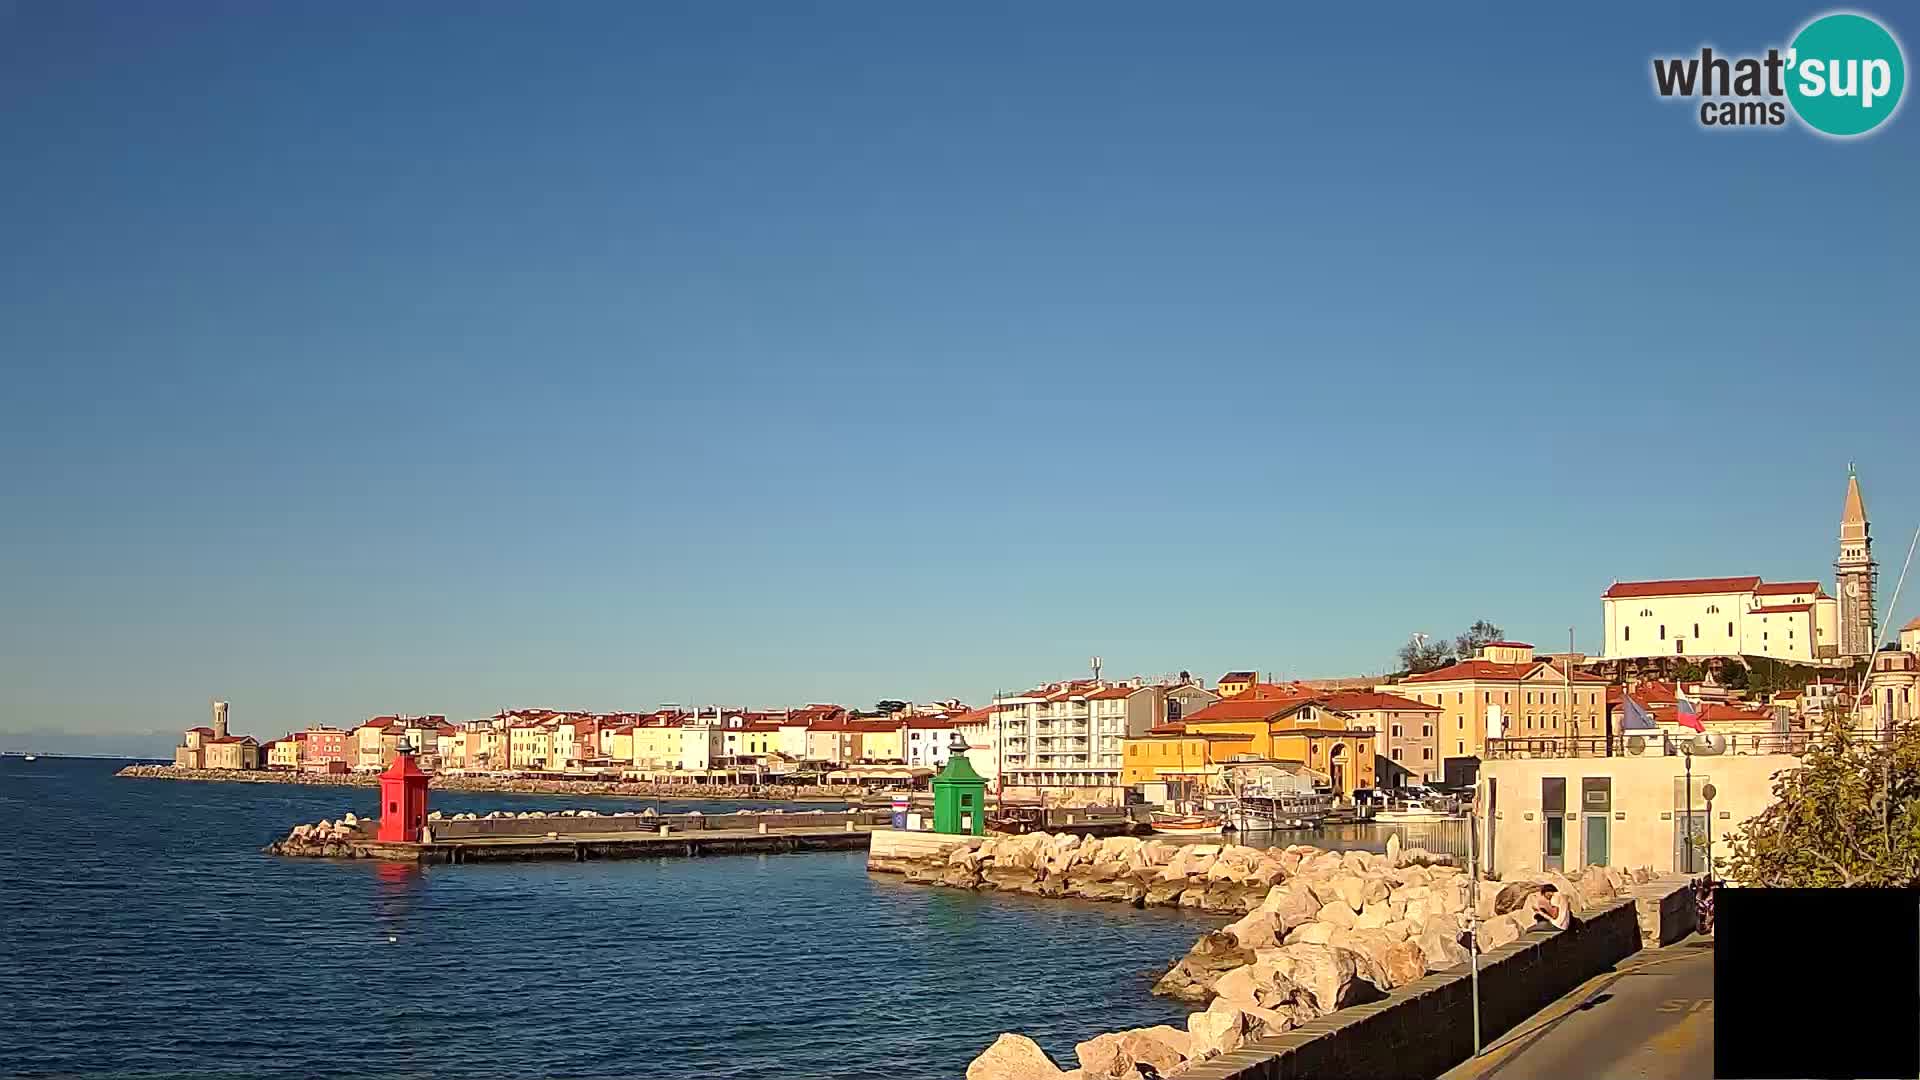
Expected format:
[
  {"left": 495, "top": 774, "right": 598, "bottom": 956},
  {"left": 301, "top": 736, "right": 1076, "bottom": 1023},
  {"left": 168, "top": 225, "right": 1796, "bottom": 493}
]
[{"left": 1482, "top": 730, "right": 1868, "bottom": 759}]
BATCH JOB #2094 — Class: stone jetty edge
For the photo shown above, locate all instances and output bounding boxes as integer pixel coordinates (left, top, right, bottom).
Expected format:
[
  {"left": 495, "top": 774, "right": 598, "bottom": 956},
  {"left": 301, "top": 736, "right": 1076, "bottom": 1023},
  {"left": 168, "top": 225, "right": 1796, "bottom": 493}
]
[
  {"left": 869, "top": 830, "right": 1693, "bottom": 1079},
  {"left": 115, "top": 763, "right": 848, "bottom": 803}
]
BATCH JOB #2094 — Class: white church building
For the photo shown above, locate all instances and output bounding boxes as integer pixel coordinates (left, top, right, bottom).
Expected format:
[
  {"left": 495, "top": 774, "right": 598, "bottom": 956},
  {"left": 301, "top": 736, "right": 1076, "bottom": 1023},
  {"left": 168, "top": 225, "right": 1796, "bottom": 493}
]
[{"left": 1600, "top": 470, "right": 1877, "bottom": 666}]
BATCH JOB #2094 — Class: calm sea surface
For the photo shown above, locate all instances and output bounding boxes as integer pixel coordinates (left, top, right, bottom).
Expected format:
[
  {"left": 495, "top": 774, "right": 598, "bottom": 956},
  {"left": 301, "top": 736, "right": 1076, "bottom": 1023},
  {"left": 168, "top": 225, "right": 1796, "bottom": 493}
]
[{"left": 0, "top": 758, "right": 1223, "bottom": 1080}]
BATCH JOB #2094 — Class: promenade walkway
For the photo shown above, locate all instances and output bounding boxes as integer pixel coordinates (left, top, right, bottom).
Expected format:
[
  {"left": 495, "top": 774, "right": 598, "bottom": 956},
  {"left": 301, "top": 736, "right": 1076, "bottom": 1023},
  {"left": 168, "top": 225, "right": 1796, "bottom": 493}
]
[{"left": 1438, "top": 935, "right": 1714, "bottom": 1080}]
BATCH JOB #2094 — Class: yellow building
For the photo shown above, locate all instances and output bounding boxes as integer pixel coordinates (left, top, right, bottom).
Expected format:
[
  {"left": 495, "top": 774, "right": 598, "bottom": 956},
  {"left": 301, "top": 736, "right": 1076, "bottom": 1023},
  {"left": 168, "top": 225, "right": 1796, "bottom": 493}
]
[
  {"left": 508, "top": 724, "right": 553, "bottom": 770},
  {"left": 1379, "top": 642, "right": 1610, "bottom": 763},
  {"left": 266, "top": 736, "right": 302, "bottom": 770},
  {"left": 600, "top": 724, "right": 634, "bottom": 763},
  {"left": 1215, "top": 671, "right": 1258, "bottom": 699},
  {"left": 631, "top": 721, "right": 686, "bottom": 771},
  {"left": 850, "top": 720, "right": 905, "bottom": 763},
  {"left": 354, "top": 718, "right": 404, "bottom": 771},
  {"left": 1127, "top": 694, "right": 1377, "bottom": 796},
  {"left": 1121, "top": 727, "right": 1243, "bottom": 786}
]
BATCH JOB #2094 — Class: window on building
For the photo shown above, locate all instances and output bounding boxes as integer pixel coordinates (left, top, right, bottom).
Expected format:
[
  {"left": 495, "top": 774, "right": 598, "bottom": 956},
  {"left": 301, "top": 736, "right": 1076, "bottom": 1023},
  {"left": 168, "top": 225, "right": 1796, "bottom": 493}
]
[
  {"left": 1391, "top": 748, "right": 1402, "bottom": 761},
  {"left": 1693, "top": 623, "right": 1700, "bottom": 638},
  {"left": 1625, "top": 626, "right": 1631, "bottom": 642},
  {"left": 1457, "top": 740, "right": 1465, "bottom": 754},
  {"left": 1422, "top": 747, "right": 1433, "bottom": 761},
  {"left": 1422, "top": 724, "right": 1433, "bottom": 737},
  {"left": 1641, "top": 608, "right": 1653, "bottom": 617},
  {"left": 1391, "top": 724, "right": 1402, "bottom": 737},
  {"left": 1504, "top": 692, "right": 1511, "bottom": 704},
  {"left": 1458, "top": 718, "right": 1464, "bottom": 729},
  {"left": 1457, "top": 692, "right": 1464, "bottom": 704},
  {"left": 1728, "top": 622, "right": 1734, "bottom": 637},
  {"left": 1659, "top": 625, "right": 1666, "bottom": 640},
  {"left": 1706, "top": 605, "right": 1719, "bottom": 614}
]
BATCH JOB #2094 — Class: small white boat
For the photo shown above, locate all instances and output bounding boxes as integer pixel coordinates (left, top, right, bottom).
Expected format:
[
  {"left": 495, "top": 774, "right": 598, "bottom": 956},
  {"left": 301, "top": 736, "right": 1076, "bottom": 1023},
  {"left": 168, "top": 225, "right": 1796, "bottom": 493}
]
[
  {"left": 21, "top": 755, "right": 38, "bottom": 762},
  {"left": 1372, "top": 797, "right": 1461, "bottom": 823}
]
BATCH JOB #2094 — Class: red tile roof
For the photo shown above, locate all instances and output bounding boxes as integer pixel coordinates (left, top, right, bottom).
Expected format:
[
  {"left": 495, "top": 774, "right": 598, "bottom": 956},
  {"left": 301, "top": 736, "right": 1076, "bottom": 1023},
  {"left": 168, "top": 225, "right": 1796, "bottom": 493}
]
[
  {"left": 1399, "top": 659, "right": 1607, "bottom": 684},
  {"left": 1905, "top": 616, "right": 1920, "bottom": 632},
  {"left": 1146, "top": 722, "right": 1188, "bottom": 735},
  {"left": 905, "top": 716, "right": 958, "bottom": 729},
  {"left": 207, "top": 735, "right": 256, "bottom": 745},
  {"left": 1698, "top": 704, "right": 1774, "bottom": 724},
  {"left": 1749, "top": 603, "right": 1813, "bottom": 615},
  {"left": 847, "top": 719, "right": 904, "bottom": 733},
  {"left": 1483, "top": 641, "right": 1534, "bottom": 649},
  {"left": 1754, "top": 581, "right": 1821, "bottom": 596},
  {"left": 1182, "top": 696, "right": 1318, "bottom": 723},
  {"left": 1318, "top": 691, "right": 1439, "bottom": 713},
  {"left": 186, "top": 726, "right": 214, "bottom": 735},
  {"left": 1232, "top": 681, "right": 1312, "bottom": 700},
  {"left": 1603, "top": 576, "right": 1761, "bottom": 599},
  {"left": 1218, "top": 671, "right": 1257, "bottom": 683},
  {"left": 1086, "top": 686, "right": 1135, "bottom": 700}
]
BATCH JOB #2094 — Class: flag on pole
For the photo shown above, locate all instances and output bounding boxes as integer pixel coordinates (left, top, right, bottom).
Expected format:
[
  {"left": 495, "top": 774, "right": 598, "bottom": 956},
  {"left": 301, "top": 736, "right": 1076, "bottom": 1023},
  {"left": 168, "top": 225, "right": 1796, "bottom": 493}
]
[
  {"left": 1622, "top": 693, "right": 1659, "bottom": 732},
  {"left": 1675, "top": 690, "right": 1707, "bottom": 732}
]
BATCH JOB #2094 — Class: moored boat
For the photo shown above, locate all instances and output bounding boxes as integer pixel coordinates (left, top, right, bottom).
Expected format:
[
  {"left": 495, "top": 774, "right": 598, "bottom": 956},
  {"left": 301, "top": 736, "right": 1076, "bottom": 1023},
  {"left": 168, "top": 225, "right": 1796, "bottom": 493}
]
[{"left": 1149, "top": 812, "right": 1229, "bottom": 835}]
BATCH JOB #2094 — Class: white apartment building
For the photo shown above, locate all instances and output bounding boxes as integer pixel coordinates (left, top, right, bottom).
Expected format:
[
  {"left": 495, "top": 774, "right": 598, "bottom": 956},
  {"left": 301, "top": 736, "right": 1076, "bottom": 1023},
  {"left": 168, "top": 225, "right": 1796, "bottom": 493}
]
[
  {"left": 678, "top": 721, "right": 725, "bottom": 772},
  {"left": 992, "top": 681, "right": 1147, "bottom": 796},
  {"left": 1601, "top": 576, "right": 1839, "bottom": 663}
]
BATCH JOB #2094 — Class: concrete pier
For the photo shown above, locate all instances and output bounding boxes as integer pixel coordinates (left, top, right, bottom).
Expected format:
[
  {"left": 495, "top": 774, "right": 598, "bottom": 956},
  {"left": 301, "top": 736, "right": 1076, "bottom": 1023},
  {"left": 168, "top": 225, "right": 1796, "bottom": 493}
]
[{"left": 268, "top": 810, "right": 889, "bottom": 863}]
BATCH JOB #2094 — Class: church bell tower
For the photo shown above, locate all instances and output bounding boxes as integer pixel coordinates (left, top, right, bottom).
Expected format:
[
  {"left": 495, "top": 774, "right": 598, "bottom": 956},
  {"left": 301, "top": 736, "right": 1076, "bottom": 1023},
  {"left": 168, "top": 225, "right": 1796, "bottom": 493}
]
[{"left": 1836, "top": 466, "right": 1877, "bottom": 657}]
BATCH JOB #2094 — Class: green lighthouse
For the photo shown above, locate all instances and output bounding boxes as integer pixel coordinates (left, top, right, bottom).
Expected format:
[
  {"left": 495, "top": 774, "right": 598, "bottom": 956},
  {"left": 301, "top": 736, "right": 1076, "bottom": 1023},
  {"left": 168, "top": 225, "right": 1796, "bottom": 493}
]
[{"left": 931, "top": 731, "right": 987, "bottom": 835}]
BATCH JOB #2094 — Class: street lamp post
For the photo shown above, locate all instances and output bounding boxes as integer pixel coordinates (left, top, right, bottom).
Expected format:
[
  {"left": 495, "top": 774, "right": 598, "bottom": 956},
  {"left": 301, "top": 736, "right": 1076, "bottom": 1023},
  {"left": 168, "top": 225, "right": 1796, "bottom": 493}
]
[{"left": 1682, "top": 744, "right": 1694, "bottom": 875}]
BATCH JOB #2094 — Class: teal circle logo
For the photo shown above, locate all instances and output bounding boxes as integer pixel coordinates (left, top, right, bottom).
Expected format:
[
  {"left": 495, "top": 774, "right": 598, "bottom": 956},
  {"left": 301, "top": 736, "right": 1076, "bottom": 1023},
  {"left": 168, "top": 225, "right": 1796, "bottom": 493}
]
[{"left": 1787, "top": 12, "right": 1906, "bottom": 136}]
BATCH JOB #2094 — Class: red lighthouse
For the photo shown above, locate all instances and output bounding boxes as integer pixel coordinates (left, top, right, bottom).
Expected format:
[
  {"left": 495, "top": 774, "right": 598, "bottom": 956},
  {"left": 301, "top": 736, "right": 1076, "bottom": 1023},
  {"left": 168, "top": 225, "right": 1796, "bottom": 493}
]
[{"left": 375, "top": 739, "right": 431, "bottom": 843}]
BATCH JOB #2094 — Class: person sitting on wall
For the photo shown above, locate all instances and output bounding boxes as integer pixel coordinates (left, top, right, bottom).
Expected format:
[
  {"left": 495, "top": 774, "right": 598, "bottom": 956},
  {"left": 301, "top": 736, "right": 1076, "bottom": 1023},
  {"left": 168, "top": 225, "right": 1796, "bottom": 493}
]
[{"left": 1528, "top": 883, "right": 1573, "bottom": 931}]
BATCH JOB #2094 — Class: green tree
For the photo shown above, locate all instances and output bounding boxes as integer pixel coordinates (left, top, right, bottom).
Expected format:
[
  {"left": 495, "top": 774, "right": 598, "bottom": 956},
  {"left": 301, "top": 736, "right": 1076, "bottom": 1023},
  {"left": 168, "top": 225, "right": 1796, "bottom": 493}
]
[
  {"left": 1396, "top": 635, "right": 1454, "bottom": 675},
  {"left": 1453, "top": 620, "right": 1506, "bottom": 659},
  {"left": 872, "top": 699, "right": 909, "bottom": 716},
  {"left": 1673, "top": 661, "right": 1706, "bottom": 684},
  {"left": 1723, "top": 722, "right": 1920, "bottom": 887}
]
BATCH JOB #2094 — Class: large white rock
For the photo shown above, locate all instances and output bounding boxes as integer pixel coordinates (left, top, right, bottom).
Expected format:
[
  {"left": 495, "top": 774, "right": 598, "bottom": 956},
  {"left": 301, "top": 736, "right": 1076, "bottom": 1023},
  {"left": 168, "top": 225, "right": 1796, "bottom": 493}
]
[
  {"left": 1273, "top": 943, "right": 1365, "bottom": 1015},
  {"left": 1285, "top": 921, "right": 1336, "bottom": 946},
  {"left": 1189, "top": 1003, "right": 1253, "bottom": 1056},
  {"left": 967, "top": 1034, "right": 1069, "bottom": 1080},
  {"left": 1317, "top": 901, "right": 1358, "bottom": 929},
  {"left": 1334, "top": 875, "right": 1366, "bottom": 912},
  {"left": 1224, "top": 909, "right": 1280, "bottom": 951},
  {"left": 1385, "top": 832, "right": 1403, "bottom": 866}
]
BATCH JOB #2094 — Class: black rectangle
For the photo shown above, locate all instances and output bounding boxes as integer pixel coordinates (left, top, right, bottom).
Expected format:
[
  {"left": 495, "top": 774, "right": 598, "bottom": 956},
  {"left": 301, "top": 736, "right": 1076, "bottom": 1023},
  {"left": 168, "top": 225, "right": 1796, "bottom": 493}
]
[
  {"left": 1716, "top": 888, "right": 1919, "bottom": 1079},
  {"left": 1542, "top": 775, "right": 1566, "bottom": 814}
]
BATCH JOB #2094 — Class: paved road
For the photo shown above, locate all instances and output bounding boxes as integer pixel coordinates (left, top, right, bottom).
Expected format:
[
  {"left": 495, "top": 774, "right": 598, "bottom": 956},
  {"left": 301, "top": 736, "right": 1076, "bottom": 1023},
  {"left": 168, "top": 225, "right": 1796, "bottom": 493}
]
[{"left": 1439, "top": 937, "right": 1715, "bottom": 1080}]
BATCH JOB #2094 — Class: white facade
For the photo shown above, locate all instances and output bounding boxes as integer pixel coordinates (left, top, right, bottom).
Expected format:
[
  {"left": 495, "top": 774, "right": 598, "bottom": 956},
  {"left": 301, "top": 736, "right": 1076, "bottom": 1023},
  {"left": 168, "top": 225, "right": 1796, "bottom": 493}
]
[
  {"left": 1601, "top": 578, "right": 1838, "bottom": 663},
  {"left": 678, "top": 722, "right": 725, "bottom": 771},
  {"left": 993, "top": 682, "right": 1149, "bottom": 793},
  {"left": 904, "top": 724, "right": 958, "bottom": 768}
]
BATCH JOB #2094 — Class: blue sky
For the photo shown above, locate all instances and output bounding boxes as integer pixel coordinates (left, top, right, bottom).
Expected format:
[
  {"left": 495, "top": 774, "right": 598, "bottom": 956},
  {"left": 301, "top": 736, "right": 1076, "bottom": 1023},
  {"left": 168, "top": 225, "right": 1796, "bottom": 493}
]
[{"left": 2, "top": 1, "right": 1915, "bottom": 746}]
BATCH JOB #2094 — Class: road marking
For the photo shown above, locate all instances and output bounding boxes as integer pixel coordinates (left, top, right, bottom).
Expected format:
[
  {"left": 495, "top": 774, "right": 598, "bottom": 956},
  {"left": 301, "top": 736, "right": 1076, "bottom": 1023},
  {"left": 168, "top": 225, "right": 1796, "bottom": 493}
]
[
  {"left": 1656, "top": 997, "right": 1713, "bottom": 1013},
  {"left": 1445, "top": 946, "right": 1714, "bottom": 1079}
]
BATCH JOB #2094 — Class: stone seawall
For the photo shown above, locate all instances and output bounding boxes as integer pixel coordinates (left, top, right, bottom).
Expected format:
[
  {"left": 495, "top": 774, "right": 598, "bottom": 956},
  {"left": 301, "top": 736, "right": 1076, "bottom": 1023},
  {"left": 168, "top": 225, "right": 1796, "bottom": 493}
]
[
  {"left": 888, "top": 831, "right": 1681, "bottom": 1080},
  {"left": 115, "top": 764, "right": 847, "bottom": 803},
  {"left": 1178, "top": 887, "right": 1684, "bottom": 1080}
]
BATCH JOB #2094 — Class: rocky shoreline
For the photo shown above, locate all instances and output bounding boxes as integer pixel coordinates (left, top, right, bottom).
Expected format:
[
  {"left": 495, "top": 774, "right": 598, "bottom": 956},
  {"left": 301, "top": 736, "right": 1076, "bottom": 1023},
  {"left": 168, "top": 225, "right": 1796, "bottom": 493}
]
[
  {"left": 115, "top": 764, "right": 849, "bottom": 803},
  {"left": 873, "top": 830, "right": 1656, "bottom": 1079}
]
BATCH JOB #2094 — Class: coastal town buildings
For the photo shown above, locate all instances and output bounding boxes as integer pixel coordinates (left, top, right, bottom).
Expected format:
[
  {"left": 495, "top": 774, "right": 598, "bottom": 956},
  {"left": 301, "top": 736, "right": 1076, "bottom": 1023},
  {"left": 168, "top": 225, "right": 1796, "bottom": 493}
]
[
  {"left": 1377, "top": 642, "right": 1608, "bottom": 780},
  {"left": 301, "top": 726, "right": 350, "bottom": 771},
  {"left": 1316, "top": 691, "right": 1442, "bottom": 785},
  {"left": 203, "top": 735, "right": 261, "bottom": 770},
  {"left": 266, "top": 735, "right": 301, "bottom": 770},
  {"left": 992, "top": 680, "right": 1154, "bottom": 802}
]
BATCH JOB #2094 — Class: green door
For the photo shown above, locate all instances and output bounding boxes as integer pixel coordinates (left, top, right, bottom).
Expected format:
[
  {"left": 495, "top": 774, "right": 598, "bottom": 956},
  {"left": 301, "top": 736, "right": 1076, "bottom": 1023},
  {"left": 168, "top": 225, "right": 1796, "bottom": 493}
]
[{"left": 1584, "top": 814, "right": 1610, "bottom": 867}]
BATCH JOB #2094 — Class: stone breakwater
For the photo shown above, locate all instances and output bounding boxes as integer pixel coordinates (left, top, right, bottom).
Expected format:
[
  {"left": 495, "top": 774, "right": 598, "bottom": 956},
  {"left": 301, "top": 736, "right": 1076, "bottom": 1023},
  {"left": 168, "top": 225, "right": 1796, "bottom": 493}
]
[
  {"left": 872, "top": 831, "right": 1658, "bottom": 1080},
  {"left": 116, "top": 764, "right": 845, "bottom": 802}
]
